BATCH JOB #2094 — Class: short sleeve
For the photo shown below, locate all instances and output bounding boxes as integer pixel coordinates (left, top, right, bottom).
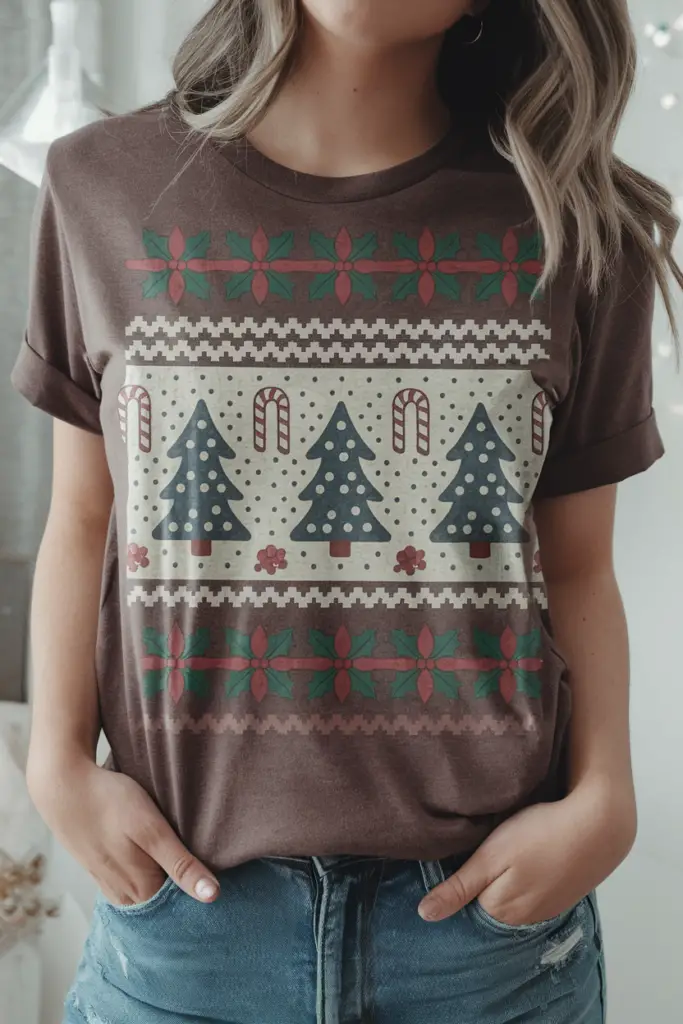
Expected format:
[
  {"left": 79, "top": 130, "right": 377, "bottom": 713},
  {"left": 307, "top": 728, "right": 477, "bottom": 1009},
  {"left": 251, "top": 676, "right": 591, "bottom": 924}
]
[
  {"left": 535, "top": 234, "right": 664, "bottom": 499},
  {"left": 11, "top": 156, "right": 103, "bottom": 434}
]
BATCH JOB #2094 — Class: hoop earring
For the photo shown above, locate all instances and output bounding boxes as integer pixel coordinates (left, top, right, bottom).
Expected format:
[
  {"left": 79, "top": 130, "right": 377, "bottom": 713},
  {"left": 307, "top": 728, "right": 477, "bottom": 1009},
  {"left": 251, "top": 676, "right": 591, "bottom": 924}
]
[{"left": 460, "top": 16, "right": 484, "bottom": 45}]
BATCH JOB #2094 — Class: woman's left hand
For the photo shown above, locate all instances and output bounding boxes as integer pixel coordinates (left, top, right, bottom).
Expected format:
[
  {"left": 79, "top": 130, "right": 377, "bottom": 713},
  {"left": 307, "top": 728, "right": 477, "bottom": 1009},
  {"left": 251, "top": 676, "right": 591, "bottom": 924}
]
[{"left": 417, "top": 782, "right": 636, "bottom": 925}]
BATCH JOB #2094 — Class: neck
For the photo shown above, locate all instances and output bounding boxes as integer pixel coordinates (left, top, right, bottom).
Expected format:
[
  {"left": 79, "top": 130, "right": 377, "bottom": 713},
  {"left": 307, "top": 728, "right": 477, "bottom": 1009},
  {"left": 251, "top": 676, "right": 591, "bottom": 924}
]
[{"left": 248, "top": 22, "right": 450, "bottom": 178}]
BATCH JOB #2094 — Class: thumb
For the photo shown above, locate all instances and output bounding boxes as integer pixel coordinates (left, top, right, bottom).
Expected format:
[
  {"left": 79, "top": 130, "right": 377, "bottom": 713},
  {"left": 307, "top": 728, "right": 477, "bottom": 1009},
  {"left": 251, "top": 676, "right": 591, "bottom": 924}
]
[
  {"left": 418, "top": 850, "right": 493, "bottom": 922},
  {"left": 141, "top": 818, "right": 220, "bottom": 903}
]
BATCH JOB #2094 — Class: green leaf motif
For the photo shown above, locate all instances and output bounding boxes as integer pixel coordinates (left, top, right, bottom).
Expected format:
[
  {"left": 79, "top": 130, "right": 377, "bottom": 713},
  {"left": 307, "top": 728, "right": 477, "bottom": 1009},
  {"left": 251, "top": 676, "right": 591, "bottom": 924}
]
[
  {"left": 266, "top": 231, "right": 294, "bottom": 261},
  {"left": 393, "top": 272, "right": 420, "bottom": 301},
  {"left": 266, "top": 628, "right": 293, "bottom": 659},
  {"left": 514, "top": 629, "right": 541, "bottom": 660},
  {"left": 225, "top": 272, "right": 254, "bottom": 300},
  {"left": 309, "top": 630, "right": 337, "bottom": 659},
  {"left": 517, "top": 272, "right": 539, "bottom": 296},
  {"left": 349, "top": 629, "right": 376, "bottom": 659},
  {"left": 181, "top": 627, "right": 211, "bottom": 659},
  {"left": 225, "top": 628, "right": 253, "bottom": 659},
  {"left": 434, "top": 232, "right": 461, "bottom": 260},
  {"left": 182, "top": 231, "right": 211, "bottom": 260},
  {"left": 393, "top": 232, "right": 421, "bottom": 261},
  {"left": 474, "top": 628, "right": 502, "bottom": 660},
  {"left": 431, "top": 630, "right": 460, "bottom": 659},
  {"left": 475, "top": 669, "right": 502, "bottom": 698},
  {"left": 225, "top": 669, "right": 252, "bottom": 698},
  {"left": 309, "top": 272, "right": 337, "bottom": 301},
  {"left": 183, "top": 270, "right": 211, "bottom": 299},
  {"left": 265, "top": 668, "right": 293, "bottom": 699},
  {"left": 514, "top": 669, "right": 541, "bottom": 698},
  {"left": 349, "top": 232, "right": 378, "bottom": 261},
  {"left": 226, "top": 231, "right": 255, "bottom": 260},
  {"left": 309, "top": 231, "right": 339, "bottom": 261},
  {"left": 266, "top": 270, "right": 294, "bottom": 300},
  {"left": 476, "top": 272, "right": 504, "bottom": 301},
  {"left": 143, "top": 669, "right": 167, "bottom": 696},
  {"left": 309, "top": 669, "right": 336, "bottom": 699},
  {"left": 143, "top": 229, "right": 171, "bottom": 260},
  {"left": 515, "top": 233, "right": 542, "bottom": 262},
  {"left": 476, "top": 232, "right": 504, "bottom": 261},
  {"left": 142, "top": 270, "right": 170, "bottom": 299},
  {"left": 391, "top": 670, "right": 419, "bottom": 699},
  {"left": 434, "top": 272, "right": 461, "bottom": 301},
  {"left": 390, "top": 630, "right": 420, "bottom": 659},
  {"left": 184, "top": 669, "right": 209, "bottom": 696},
  {"left": 433, "top": 669, "right": 461, "bottom": 699},
  {"left": 350, "top": 670, "right": 376, "bottom": 698},
  {"left": 349, "top": 270, "right": 377, "bottom": 300},
  {"left": 143, "top": 627, "right": 169, "bottom": 658}
]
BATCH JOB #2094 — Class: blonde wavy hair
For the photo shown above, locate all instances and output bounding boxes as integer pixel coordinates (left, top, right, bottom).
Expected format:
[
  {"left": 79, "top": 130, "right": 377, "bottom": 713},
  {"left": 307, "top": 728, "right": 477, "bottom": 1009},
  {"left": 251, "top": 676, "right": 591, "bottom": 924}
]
[{"left": 172, "top": 0, "right": 682, "bottom": 330}]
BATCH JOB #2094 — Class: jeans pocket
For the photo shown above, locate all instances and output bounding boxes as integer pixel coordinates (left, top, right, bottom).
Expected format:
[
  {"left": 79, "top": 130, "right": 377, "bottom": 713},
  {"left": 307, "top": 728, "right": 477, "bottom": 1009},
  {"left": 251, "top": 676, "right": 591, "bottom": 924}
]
[
  {"left": 97, "top": 875, "right": 178, "bottom": 917},
  {"left": 469, "top": 895, "right": 587, "bottom": 938}
]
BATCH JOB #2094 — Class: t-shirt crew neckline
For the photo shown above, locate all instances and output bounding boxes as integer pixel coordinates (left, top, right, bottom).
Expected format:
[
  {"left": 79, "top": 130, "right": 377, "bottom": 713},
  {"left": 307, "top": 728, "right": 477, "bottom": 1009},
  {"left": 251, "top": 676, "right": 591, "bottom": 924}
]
[{"left": 211, "top": 129, "right": 462, "bottom": 203}]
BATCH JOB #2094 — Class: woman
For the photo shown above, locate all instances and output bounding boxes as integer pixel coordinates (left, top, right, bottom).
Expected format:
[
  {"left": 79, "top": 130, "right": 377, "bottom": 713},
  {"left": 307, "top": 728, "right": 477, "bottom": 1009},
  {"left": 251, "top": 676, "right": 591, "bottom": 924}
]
[{"left": 13, "top": 1, "right": 681, "bottom": 1021}]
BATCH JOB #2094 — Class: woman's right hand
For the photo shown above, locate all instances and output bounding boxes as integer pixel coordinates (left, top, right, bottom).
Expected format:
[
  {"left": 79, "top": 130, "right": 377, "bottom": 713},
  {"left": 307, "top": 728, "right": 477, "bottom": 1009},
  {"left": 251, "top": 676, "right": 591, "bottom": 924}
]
[{"left": 27, "top": 753, "right": 220, "bottom": 907}]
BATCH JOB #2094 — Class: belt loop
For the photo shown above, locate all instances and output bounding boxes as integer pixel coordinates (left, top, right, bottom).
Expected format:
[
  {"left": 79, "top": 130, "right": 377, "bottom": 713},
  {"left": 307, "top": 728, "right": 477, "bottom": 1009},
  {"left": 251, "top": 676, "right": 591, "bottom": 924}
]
[{"left": 418, "top": 859, "right": 446, "bottom": 894}]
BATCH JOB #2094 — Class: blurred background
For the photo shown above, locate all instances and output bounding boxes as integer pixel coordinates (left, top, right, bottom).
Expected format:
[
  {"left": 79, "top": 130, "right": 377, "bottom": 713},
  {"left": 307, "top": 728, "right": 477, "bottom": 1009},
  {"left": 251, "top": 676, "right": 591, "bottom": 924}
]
[{"left": 0, "top": 1, "right": 681, "bottom": 1021}]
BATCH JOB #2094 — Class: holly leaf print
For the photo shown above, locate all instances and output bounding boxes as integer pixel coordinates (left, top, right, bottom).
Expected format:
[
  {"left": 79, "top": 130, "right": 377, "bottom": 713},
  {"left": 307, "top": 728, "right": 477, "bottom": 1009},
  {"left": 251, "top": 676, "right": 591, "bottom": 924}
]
[
  {"left": 349, "top": 629, "right": 376, "bottom": 659},
  {"left": 182, "top": 231, "right": 211, "bottom": 260},
  {"left": 184, "top": 670, "right": 210, "bottom": 696},
  {"left": 516, "top": 233, "right": 542, "bottom": 262},
  {"left": 349, "top": 233, "right": 378, "bottom": 260},
  {"left": 434, "top": 272, "right": 461, "bottom": 301},
  {"left": 390, "top": 630, "right": 420, "bottom": 659},
  {"left": 265, "top": 668, "right": 294, "bottom": 699},
  {"left": 475, "top": 669, "right": 501, "bottom": 698},
  {"left": 309, "top": 669, "right": 336, "bottom": 699},
  {"left": 143, "top": 229, "right": 171, "bottom": 260},
  {"left": 431, "top": 630, "right": 460, "bottom": 659},
  {"left": 350, "top": 670, "right": 376, "bottom": 698},
  {"left": 265, "top": 271, "right": 294, "bottom": 300},
  {"left": 181, "top": 628, "right": 211, "bottom": 659},
  {"left": 266, "top": 231, "right": 294, "bottom": 261},
  {"left": 474, "top": 629, "right": 502, "bottom": 659},
  {"left": 309, "top": 630, "right": 337, "bottom": 659},
  {"left": 391, "top": 670, "right": 419, "bottom": 698},
  {"left": 514, "top": 629, "right": 541, "bottom": 660},
  {"left": 225, "top": 669, "right": 252, "bottom": 697},
  {"left": 433, "top": 670, "right": 461, "bottom": 699},
  {"left": 476, "top": 232, "right": 504, "bottom": 261},
  {"left": 476, "top": 272, "right": 504, "bottom": 301},
  {"left": 183, "top": 270, "right": 211, "bottom": 299},
  {"left": 513, "top": 669, "right": 541, "bottom": 698},
  {"left": 266, "top": 628, "right": 294, "bottom": 659},
  {"left": 226, "top": 231, "right": 255, "bottom": 260},
  {"left": 143, "top": 669, "right": 168, "bottom": 696},
  {"left": 393, "top": 232, "right": 421, "bottom": 260},
  {"left": 434, "top": 232, "right": 460, "bottom": 260},
  {"left": 142, "top": 270, "right": 170, "bottom": 299},
  {"left": 225, "top": 628, "right": 253, "bottom": 658},
  {"left": 517, "top": 272, "right": 540, "bottom": 296},
  {"left": 309, "top": 231, "right": 339, "bottom": 261},
  {"left": 225, "top": 272, "right": 254, "bottom": 300},
  {"left": 309, "top": 272, "right": 337, "bottom": 300},
  {"left": 350, "top": 270, "right": 377, "bottom": 300},
  {"left": 393, "top": 272, "right": 420, "bottom": 301},
  {"left": 143, "top": 627, "right": 169, "bottom": 658}
]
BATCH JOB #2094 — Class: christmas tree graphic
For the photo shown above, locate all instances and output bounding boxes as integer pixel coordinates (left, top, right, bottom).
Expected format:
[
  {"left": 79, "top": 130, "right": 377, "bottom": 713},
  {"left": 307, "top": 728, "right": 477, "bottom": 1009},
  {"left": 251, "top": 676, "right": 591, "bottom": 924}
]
[
  {"left": 291, "top": 401, "right": 390, "bottom": 557},
  {"left": 430, "top": 402, "right": 529, "bottom": 559},
  {"left": 153, "top": 399, "right": 250, "bottom": 557}
]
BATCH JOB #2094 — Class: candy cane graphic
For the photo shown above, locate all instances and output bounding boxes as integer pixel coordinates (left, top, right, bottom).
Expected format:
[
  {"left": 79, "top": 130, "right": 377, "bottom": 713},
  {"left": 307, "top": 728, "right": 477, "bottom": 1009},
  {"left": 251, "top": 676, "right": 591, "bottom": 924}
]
[
  {"left": 531, "top": 391, "right": 549, "bottom": 455},
  {"left": 254, "top": 387, "right": 291, "bottom": 454},
  {"left": 392, "top": 389, "right": 430, "bottom": 455},
  {"left": 118, "top": 385, "right": 152, "bottom": 453}
]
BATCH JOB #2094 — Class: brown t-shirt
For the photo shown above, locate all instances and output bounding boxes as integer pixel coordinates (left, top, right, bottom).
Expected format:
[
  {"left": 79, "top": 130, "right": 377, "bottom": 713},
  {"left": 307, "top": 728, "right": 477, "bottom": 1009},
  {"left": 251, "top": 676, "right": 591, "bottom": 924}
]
[{"left": 12, "top": 105, "right": 663, "bottom": 870}]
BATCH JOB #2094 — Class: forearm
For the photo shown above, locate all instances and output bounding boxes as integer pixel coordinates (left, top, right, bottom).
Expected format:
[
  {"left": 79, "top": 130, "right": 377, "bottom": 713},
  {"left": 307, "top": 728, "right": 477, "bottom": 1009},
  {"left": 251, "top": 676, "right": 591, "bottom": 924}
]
[{"left": 28, "top": 511, "right": 108, "bottom": 777}]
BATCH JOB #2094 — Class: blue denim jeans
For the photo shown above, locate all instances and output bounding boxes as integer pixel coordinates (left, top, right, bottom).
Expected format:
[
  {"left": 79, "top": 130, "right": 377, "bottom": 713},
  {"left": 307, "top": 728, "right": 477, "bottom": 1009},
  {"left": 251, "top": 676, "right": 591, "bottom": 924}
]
[{"left": 64, "top": 855, "right": 605, "bottom": 1024}]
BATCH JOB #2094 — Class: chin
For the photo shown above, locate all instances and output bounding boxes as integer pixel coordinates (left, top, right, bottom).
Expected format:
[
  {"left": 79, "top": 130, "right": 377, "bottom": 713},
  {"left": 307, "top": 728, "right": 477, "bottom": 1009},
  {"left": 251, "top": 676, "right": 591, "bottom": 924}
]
[{"left": 302, "top": 0, "right": 466, "bottom": 46}]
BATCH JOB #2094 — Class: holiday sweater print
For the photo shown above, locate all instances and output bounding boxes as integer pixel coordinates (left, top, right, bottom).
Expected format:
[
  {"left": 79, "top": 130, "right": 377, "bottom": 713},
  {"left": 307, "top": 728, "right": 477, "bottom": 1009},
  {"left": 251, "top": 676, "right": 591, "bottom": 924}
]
[{"left": 13, "top": 106, "right": 663, "bottom": 868}]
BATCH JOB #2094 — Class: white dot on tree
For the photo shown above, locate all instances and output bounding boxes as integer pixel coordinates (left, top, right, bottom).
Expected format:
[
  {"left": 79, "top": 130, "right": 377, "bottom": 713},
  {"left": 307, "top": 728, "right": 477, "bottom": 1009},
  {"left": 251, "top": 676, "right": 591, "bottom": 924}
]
[
  {"left": 464, "top": 442, "right": 474, "bottom": 452},
  {"left": 362, "top": 523, "right": 372, "bottom": 533},
  {"left": 339, "top": 452, "right": 349, "bottom": 462},
  {"left": 447, "top": 524, "right": 457, "bottom": 534},
  {"left": 340, "top": 484, "right": 349, "bottom": 494},
  {"left": 209, "top": 471, "right": 218, "bottom": 481},
  {"left": 496, "top": 486, "right": 506, "bottom": 496},
  {"left": 169, "top": 523, "right": 179, "bottom": 533},
  {"left": 200, "top": 452, "right": 209, "bottom": 462},
  {"left": 307, "top": 523, "right": 316, "bottom": 534},
  {"left": 337, "top": 421, "right": 347, "bottom": 430},
  {"left": 351, "top": 506, "right": 361, "bottom": 516},
  {"left": 476, "top": 422, "right": 486, "bottom": 432},
  {"left": 186, "top": 440, "right": 195, "bottom": 449},
  {"left": 322, "top": 524, "right": 332, "bottom": 534},
  {"left": 176, "top": 483, "right": 186, "bottom": 493},
  {"left": 486, "top": 441, "right": 496, "bottom": 451},
  {"left": 468, "top": 511, "right": 477, "bottom": 521},
  {"left": 327, "top": 510, "right": 337, "bottom": 520},
  {"left": 348, "top": 472, "right": 357, "bottom": 481},
  {"left": 204, "top": 522, "right": 213, "bottom": 531},
  {"left": 492, "top": 507, "right": 501, "bottom": 516},
  {"left": 316, "top": 485, "right": 325, "bottom": 495},
  {"left": 325, "top": 441, "right": 334, "bottom": 451},
  {"left": 212, "top": 505, "right": 221, "bottom": 514},
  {"left": 479, "top": 454, "right": 489, "bottom": 463},
  {"left": 484, "top": 524, "right": 493, "bottom": 533},
  {"left": 504, "top": 524, "right": 513, "bottom": 534},
  {"left": 197, "top": 420, "right": 207, "bottom": 429},
  {"left": 455, "top": 486, "right": 465, "bottom": 496},
  {"left": 487, "top": 473, "right": 496, "bottom": 482},
  {"left": 217, "top": 484, "right": 227, "bottom": 493},
  {"left": 200, "top": 484, "right": 209, "bottom": 493},
  {"left": 187, "top": 471, "right": 196, "bottom": 481},
  {"left": 357, "top": 485, "right": 366, "bottom": 495},
  {"left": 479, "top": 486, "right": 489, "bottom": 495},
  {"left": 463, "top": 525, "right": 472, "bottom": 535},
  {"left": 325, "top": 472, "right": 335, "bottom": 482},
  {"left": 189, "top": 509, "right": 198, "bottom": 519},
  {"left": 207, "top": 439, "right": 216, "bottom": 448},
  {"left": 347, "top": 439, "right": 356, "bottom": 449},
  {"left": 343, "top": 523, "right": 353, "bottom": 532},
  {"left": 184, "top": 523, "right": 193, "bottom": 532},
  {"left": 222, "top": 522, "right": 233, "bottom": 531}
]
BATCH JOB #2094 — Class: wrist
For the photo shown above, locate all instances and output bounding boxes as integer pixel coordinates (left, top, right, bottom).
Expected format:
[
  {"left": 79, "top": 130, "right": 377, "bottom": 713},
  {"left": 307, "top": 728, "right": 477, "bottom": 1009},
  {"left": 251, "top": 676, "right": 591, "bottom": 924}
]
[{"left": 26, "top": 740, "right": 97, "bottom": 802}]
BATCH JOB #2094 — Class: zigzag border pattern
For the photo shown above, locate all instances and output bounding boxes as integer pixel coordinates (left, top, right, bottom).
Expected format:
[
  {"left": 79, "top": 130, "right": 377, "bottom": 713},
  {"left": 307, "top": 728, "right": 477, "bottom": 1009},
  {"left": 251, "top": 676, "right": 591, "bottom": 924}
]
[
  {"left": 127, "top": 584, "right": 548, "bottom": 610},
  {"left": 144, "top": 711, "right": 538, "bottom": 736}
]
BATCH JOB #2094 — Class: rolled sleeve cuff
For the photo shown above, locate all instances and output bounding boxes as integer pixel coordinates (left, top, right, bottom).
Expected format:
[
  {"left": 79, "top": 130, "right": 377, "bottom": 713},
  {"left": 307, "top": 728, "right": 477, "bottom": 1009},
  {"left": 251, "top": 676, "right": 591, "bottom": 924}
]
[
  {"left": 534, "top": 411, "right": 664, "bottom": 499},
  {"left": 11, "top": 337, "right": 102, "bottom": 435}
]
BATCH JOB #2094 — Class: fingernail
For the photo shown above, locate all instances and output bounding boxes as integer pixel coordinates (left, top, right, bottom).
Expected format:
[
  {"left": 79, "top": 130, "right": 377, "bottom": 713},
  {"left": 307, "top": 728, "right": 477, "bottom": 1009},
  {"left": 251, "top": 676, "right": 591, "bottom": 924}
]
[
  {"left": 418, "top": 899, "right": 441, "bottom": 921},
  {"left": 195, "top": 879, "right": 218, "bottom": 901}
]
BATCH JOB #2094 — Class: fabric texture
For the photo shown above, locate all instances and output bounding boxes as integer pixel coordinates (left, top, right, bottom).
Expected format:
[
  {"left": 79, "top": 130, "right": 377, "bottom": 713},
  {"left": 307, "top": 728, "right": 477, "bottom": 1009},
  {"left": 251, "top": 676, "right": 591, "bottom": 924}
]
[
  {"left": 64, "top": 857, "right": 606, "bottom": 1024},
  {"left": 12, "top": 104, "right": 663, "bottom": 869}
]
